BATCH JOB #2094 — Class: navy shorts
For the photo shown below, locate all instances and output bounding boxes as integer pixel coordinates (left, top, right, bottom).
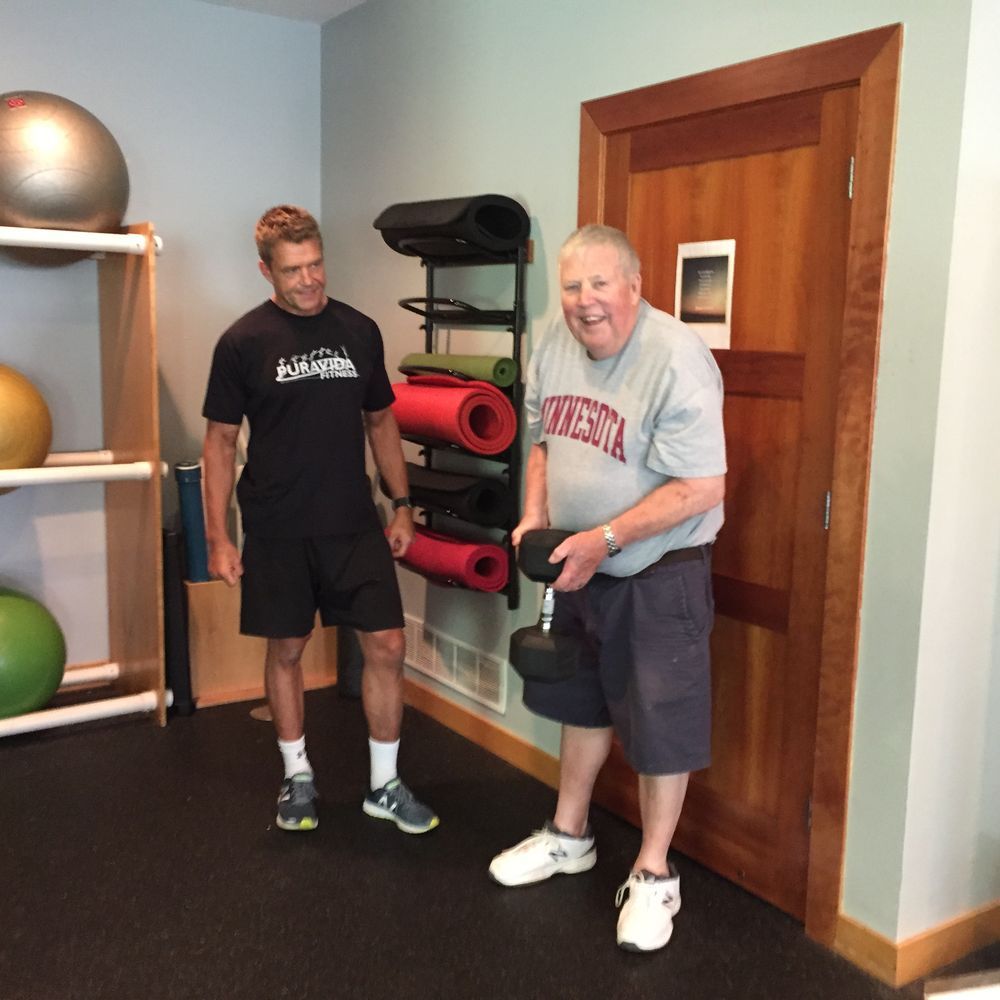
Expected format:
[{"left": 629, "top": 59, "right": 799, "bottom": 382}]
[
  {"left": 240, "top": 529, "right": 404, "bottom": 638},
  {"left": 522, "top": 545, "right": 714, "bottom": 776}
]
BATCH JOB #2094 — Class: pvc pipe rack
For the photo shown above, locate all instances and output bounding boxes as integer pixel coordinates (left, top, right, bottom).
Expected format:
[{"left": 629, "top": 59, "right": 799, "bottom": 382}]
[
  {"left": 0, "top": 225, "right": 163, "bottom": 256},
  {"left": 0, "top": 451, "right": 166, "bottom": 489},
  {"left": 58, "top": 662, "right": 122, "bottom": 690},
  {"left": 0, "top": 450, "right": 166, "bottom": 736},
  {"left": 1, "top": 220, "right": 168, "bottom": 734},
  {"left": 0, "top": 688, "right": 173, "bottom": 739},
  {"left": 44, "top": 450, "right": 115, "bottom": 467}
]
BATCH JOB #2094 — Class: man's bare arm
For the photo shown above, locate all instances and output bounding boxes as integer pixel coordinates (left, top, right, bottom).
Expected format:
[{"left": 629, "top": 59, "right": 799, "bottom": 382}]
[{"left": 202, "top": 419, "right": 243, "bottom": 586}]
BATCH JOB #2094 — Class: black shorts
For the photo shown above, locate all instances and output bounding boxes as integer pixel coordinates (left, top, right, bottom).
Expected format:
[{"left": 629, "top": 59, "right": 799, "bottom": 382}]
[
  {"left": 522, "top": 545, "right": 714, "bottom": 776},
  {"left": 240, "top": 529, "right": 404, "bottom": 638}
]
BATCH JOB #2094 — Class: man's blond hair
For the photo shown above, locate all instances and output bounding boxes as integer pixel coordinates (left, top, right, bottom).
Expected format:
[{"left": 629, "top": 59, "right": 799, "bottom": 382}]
[{"left": 255, "top": 205, "right": 323, "bottom": 266}]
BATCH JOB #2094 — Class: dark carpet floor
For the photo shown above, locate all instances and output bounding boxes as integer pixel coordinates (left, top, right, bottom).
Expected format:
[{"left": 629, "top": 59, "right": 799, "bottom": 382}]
[{"left": 1, "top": 689, "right": 996, "bottom": 1000}]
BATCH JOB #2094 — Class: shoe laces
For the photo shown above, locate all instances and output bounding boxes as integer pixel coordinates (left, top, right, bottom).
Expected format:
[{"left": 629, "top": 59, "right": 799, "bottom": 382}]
[
  {"left": 285, "top": 776, "right": 315, "bottom": 804},
  {"left": 384, "top": 778, "right": 413, "bottom": 806},
  {"left": 614, "top": 875, "right": 633, "bottom": 908},
  {"left": 512, "top": 820, "right": 593, "bottom": 856},
  {"left": 615, "top": 871, "right": 673, "bottom": 909},
  {"left": 504, "top": 827, "right": 559, "bottom": 856}
]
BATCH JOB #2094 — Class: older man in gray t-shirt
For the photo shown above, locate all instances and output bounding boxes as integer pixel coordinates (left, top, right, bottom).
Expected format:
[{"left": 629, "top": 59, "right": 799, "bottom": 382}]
[{"left": 489, "top": 225, "right": 726, "bottom": 954}]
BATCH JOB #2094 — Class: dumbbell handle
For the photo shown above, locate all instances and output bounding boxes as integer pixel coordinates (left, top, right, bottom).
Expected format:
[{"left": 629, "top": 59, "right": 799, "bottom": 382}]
[
  {"left": 540, "top": 584, "right": 556, "bottom": 634},
  {"left": 519, "top": 529, "right": 572, "bottom": 584}
]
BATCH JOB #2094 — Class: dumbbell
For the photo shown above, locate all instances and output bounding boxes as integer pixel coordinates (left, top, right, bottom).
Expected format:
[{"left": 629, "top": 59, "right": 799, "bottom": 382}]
[{"left": 509, "top": 529, "right": 583, "bottom": 683}]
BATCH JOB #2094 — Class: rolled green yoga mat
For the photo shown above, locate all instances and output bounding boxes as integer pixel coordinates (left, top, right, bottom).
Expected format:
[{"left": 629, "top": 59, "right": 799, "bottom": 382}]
[{"left": 399, "top": 353, "right": 518, "bottom": 388}]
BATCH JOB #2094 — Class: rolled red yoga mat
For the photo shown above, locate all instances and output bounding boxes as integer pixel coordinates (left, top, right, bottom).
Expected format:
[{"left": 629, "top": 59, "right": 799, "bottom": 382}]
[
  {"left": 391, "top": 375, "right": 516, "bottom": 456},
  {"left": 398, "top": 525, "right": 508, "bottom": 592}
]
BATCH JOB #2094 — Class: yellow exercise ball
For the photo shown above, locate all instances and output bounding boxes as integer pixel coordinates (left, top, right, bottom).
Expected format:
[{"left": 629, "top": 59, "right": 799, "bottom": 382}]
[{"left": 0, "top": 365, "right": 52, "bottom": 495}]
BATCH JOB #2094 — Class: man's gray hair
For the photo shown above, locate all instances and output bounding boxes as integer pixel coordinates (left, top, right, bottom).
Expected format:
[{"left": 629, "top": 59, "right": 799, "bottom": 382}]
[{"left": 558, "top": 224, "right": 641, "bottom": 277}]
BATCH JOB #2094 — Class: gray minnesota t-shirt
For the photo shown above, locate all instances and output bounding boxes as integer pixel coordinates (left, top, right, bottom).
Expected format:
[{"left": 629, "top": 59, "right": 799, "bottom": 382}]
[{"left": 524, "top": 299, "right": 727, "bottom": 577}]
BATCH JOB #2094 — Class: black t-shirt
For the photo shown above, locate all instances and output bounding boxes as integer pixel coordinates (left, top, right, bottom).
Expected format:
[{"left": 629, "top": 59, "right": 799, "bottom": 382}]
[{"left": 202, "top": 298, "right": 395, "bottom": 538}]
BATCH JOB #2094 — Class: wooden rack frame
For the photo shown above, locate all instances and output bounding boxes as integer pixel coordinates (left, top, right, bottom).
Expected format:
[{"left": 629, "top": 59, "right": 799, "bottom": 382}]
[{"left": 0, "top": 223, "right": 166, "bottom": 732}]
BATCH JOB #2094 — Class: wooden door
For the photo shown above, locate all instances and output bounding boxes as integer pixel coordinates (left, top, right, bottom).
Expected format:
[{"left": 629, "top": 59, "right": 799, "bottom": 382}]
[
  {"left": 644, "top": 87, "right": 856, "bottom": 918},
  {"left": 580, "top": 27, "right": 902, "bottom": 935}
]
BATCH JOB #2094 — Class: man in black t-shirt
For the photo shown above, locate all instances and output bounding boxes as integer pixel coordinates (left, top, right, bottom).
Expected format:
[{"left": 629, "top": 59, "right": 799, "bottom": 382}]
[{"left": 202, "top": 205, "right": 438, "bottom": 835}]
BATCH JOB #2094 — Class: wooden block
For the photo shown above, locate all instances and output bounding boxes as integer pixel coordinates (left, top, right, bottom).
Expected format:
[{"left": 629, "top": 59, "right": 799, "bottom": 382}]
[{"left": 185, "top": 580, "right": 338, "bottom": 707}]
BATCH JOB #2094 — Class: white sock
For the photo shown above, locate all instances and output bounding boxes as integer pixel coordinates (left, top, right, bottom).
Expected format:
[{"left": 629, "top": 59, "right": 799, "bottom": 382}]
[
  {"left": 277, "top": 736, "right": 312, "bottom": 779},
  {"left": 369, "top": 737, "right": 399, "bottom": 791}
]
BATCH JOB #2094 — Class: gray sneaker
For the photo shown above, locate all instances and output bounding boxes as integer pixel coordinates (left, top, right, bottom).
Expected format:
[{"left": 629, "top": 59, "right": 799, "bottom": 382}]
[
  {"left": 276, "top": 773, "right": 318, "bottom": 831},
  {"left": 362, "top": 778, "right": 439, "bottom": 834}
]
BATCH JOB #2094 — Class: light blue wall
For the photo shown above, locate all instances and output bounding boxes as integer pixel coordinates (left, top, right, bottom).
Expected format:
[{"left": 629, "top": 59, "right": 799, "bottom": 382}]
[
  {"left": 0, "top": 0, "right": 320, "bottom": 661},
  {"left": 320, "top": 0, "right": 989, "bottom": 939},
  {"left": 896, "top": 0, "right": 1000, "bottom": 938}
]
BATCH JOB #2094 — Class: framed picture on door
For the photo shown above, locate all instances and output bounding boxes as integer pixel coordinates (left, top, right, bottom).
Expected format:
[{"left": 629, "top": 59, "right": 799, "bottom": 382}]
[{"left": 675, "top": 239, "right": 735, "bottom": 349}]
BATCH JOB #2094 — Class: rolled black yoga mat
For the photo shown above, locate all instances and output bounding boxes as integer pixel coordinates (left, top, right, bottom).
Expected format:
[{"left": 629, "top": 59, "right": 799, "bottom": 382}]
[
  {"left": 386, "top": 463, "right": 512, "bottom": 528},
  {"left": 373, "top": 194, "right": 530, "bottom": 263}
]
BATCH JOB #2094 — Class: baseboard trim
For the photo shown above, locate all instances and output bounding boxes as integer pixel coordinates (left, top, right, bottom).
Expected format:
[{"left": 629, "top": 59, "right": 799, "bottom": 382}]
[
  {"left": 835, "top": 901, "right": 1000, "bottom": 987},
  {"left": 403, "top": 677, "right": 560, "bottom": 789},
  {"left": 833, "top": 915, "right": 900, "bottom": 985},
  {"left": 196, "top": 676, "right": 336, "bottom": 710}
]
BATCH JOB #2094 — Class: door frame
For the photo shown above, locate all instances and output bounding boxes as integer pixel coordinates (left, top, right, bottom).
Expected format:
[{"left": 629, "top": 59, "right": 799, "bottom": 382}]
[{"left": 577, "top": 24, "right": 902, "bottom": 944}]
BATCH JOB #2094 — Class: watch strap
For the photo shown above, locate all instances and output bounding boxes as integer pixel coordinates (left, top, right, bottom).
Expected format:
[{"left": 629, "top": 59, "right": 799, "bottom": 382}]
[{"left": 602, "top": 523, "right": 621, "bottom": 557}]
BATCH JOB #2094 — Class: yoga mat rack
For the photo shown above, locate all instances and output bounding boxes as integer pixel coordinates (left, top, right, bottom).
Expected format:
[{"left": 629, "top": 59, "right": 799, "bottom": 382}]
[
  {"left": 375, "top": 195, "right": 529, "bottom": 610},
  {"left": 399, "top": 297, "right": 516, "bottom": 326},
  {"left": 405, "top": 433, "right": 513, "bottom": 459},
  {"left": 410, "top": 570, "right": 468, "bottom": 590},
  {"left": 398, "top": 365, "right": 475, "bottom": 381},
  {"left": 402, "top": 567, "right": 512, "bottom": 596}
]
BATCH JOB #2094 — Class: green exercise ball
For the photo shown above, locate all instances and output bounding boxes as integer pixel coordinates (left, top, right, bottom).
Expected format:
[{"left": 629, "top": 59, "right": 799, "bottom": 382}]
[
  {"left": 0, "top": 364, "right": 52, "bottom": 496},
  {"left": 0, "top": 588, "right": 66, "bottom": 719}
]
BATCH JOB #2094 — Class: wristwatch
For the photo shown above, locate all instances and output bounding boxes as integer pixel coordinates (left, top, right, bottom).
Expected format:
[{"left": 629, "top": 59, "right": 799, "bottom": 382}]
[
  {"left": 391, "top": 496, "right": 414, "bottom": 511},
  {"left": 602, "top": 523, "right": 621, "bottom": 557}
]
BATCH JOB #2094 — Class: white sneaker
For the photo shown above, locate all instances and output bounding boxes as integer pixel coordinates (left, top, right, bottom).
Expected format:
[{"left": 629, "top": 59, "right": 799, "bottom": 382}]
[
  {"left": 489, "top": 820, "right": 597, "bottom": 887},
  {"left": 615, "top": 866, "right": 682, "bottom": 952}
]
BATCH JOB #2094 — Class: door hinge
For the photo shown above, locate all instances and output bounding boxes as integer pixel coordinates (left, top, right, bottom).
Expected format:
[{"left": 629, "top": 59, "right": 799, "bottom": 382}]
[
  {"left": 805, "top": 795, "right": 813, "bottom": 830},
  {"left": 823, "top": 491, "right": 832, "bottom": 531},
  {"left": 848, "top": 156, "right": 855, "bottom": 200}
]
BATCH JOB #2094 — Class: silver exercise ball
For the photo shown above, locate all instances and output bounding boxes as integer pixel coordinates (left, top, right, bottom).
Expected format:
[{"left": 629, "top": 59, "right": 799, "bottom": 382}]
[{"left": 0, "top": 91, "right": 129, "bottom": 232}]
